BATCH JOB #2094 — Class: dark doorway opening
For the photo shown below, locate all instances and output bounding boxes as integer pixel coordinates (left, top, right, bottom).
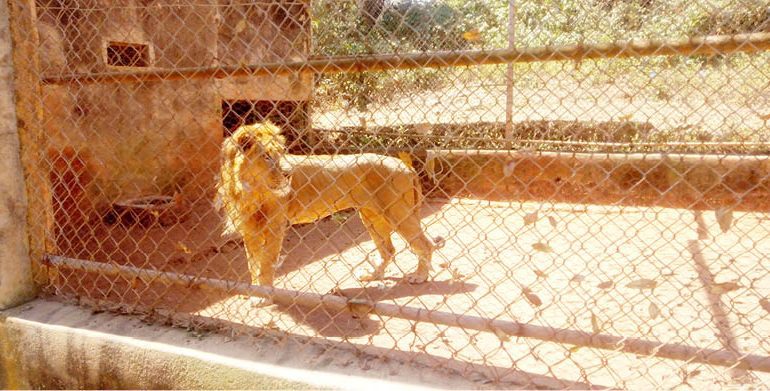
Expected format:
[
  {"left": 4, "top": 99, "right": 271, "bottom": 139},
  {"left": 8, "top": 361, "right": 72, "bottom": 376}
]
[
  {"left": 221, "top": 100, "right": 309, "bottom": 154},
  {"left": 106, "top": 42, "right": 150, "bottom": 67}
]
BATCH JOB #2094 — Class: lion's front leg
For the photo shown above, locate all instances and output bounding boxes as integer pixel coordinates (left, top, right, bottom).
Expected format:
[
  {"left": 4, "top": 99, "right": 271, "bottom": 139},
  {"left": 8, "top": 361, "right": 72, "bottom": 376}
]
[{"left": 242, "top": 210, "right": 288, "bottom": 307}]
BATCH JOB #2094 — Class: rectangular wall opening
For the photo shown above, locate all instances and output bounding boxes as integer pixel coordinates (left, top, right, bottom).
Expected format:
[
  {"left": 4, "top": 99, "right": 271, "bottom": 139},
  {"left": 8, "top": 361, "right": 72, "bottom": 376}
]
[
  {"left": 221, "top": 100, "right": 309, "bottom": 153},
  {"left": 106, "top": 42, "right": 150, "bottom": 67}
]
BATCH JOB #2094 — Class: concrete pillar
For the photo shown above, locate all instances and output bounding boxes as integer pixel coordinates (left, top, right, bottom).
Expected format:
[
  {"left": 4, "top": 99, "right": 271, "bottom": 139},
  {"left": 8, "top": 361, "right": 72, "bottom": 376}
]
[{"left": 0, "top": 0, "right": 36, "bottom": 309}]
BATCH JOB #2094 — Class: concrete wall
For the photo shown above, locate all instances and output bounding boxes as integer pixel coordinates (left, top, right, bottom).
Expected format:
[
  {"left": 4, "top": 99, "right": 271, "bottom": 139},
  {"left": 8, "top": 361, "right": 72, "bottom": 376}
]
[
  {"left": 0, "top": 300, "right": 311, "bottom": 389},
  {"left": 0, "top": 299, "right": 492, "bottom": 390},
  {"left": 0, "top": 0, "right": 35, "bottom": 310},
  {"left": 424, "top": 150, "right": 770, "bottom": 211}
]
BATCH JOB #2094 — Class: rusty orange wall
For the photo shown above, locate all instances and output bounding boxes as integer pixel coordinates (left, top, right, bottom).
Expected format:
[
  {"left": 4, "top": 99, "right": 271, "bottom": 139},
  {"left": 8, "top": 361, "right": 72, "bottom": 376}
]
[
  {"left": 35, "top": 0, "right": 312, "bottom": 217},
  {"left": 425, "top": 150, "right": 770, "bottom": 211}
]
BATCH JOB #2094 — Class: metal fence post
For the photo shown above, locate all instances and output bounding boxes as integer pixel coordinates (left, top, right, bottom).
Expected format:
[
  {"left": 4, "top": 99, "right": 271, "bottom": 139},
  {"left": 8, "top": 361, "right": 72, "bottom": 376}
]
[{"left": 504, "top": 0, "right": 515, "bottom": 145}]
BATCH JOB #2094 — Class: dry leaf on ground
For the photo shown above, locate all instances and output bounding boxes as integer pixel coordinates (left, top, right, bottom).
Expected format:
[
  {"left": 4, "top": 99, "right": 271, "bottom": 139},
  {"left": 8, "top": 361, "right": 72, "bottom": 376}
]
[
  {"left": 648, "top": 302, "right": 660, "bottom": 320},
  {"left": 597, "top": 280, "right": 615, "bottom": 290},
  {"left": 532, "top": 242, "right": 553, "bottom": 253},
  {"left": 523, "top": 211, "right": 539, "bottom": 226},
  {"left": 707, "top": 281, "right": 741, "bottom": 295},
  {"left": 522, "top": 287, "right": 543, "bottom": 307},
  {"left": 626, "top": 278, "right": 657, "bottom": 290}
]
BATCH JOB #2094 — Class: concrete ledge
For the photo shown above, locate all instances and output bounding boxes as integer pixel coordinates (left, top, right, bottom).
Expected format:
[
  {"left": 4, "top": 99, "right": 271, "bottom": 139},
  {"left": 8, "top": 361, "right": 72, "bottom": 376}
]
[
  {"left": 0, "top": 299, "right": 489, "bottom": 390},
  {"left": 423, "top": 150, "right": 770, "bottom": 210}
]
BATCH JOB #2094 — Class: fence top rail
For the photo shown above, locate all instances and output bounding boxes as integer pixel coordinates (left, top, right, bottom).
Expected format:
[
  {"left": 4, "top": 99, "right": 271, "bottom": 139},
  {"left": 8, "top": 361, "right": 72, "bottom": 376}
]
[{"left": 40, "top": 32, "right": 770, "bottom": 86}]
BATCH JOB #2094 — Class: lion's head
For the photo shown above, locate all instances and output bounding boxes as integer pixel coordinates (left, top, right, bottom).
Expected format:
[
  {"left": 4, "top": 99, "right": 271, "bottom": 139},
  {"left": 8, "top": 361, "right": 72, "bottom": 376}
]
[
  {"left": 224, "top": 121, "right": 286, "bottom": 161},
  {"left": 216, "top": 121, "right": 289, "bottom": 235},
  {"left": 222, "top": 122, "right": 287, "bottom": 182}
]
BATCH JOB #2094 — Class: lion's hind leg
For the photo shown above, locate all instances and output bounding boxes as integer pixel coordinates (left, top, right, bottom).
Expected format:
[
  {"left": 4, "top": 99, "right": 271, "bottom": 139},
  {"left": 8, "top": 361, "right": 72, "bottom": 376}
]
[
  {"left": 385, "top": 205, "right": 434, "bottom": 284},
  {"left": 357, "top": 208, "right": 396, "bottom": 282}
]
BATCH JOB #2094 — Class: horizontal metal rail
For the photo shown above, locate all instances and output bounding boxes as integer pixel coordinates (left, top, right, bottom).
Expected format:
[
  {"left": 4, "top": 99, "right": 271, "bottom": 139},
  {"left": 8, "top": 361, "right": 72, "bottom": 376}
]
[
  {"left": 45, "top": 254, "right": 770, "bottom": 373},
  {"left": 41, "top": 32, "right": 770, "bottom": 85}
]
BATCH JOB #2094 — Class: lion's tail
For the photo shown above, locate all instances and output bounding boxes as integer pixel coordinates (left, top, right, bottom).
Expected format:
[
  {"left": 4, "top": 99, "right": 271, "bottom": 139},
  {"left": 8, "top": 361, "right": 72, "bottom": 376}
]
[
  {"left": 398, "top": 152, "right": 422, "bottom": 208},
  {"left": 412, "top": 172, "right": 424, "bottom": 210},
  {"left": 398, "top": 152, "right": 445, "bottom": 250}
]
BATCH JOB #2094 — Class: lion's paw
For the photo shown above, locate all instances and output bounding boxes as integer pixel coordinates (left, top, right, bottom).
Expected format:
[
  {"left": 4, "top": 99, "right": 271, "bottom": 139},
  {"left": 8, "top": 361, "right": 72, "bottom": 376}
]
[
  {"left": 357, "top": 269, "right": 385, "bottom": 282},
  {"left": 405, "top": 272, "right": 428, "bottom": 284},
  {"left": 433, "top": 236, "right": 446, "bottom": 249}
]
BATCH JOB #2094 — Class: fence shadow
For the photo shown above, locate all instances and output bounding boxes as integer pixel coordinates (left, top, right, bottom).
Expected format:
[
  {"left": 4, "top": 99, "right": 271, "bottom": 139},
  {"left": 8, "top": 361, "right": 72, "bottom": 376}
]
[
  {"left": 52, "top": 198, "right": 452, "bottom": 314},
  {"left": 274, "top": 279, "right": 478, "bottom": 338},
  {"left": 689, "top": 211, "right": 759, "bottom": 384}
]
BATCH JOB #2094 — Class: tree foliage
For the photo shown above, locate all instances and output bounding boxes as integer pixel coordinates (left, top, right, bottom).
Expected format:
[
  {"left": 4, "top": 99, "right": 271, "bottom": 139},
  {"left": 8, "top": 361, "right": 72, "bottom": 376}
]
[{"left": 311, "top": 0, "right": 770, "bottom": 110}]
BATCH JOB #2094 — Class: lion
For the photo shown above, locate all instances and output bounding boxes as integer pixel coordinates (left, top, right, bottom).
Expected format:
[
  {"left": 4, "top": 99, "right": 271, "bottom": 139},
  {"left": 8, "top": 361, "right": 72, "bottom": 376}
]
[{"left": 216, "top": 122, "right": 441, "bottom": 300}]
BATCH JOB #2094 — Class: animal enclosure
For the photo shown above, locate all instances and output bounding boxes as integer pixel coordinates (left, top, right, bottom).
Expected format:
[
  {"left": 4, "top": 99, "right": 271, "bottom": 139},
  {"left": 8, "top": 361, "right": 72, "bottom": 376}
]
[{"left": 10, "top": 0, "right": 770, "bottom": 388}]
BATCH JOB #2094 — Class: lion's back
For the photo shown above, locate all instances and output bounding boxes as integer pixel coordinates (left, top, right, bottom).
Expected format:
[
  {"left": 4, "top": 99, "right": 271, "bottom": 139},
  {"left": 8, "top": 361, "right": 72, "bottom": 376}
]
[
  {"left": 281, "top": 153, "right": 411, "bottom": 175},
  {"left": 281, "top": 153, "right": 419, "bottom": 223}
]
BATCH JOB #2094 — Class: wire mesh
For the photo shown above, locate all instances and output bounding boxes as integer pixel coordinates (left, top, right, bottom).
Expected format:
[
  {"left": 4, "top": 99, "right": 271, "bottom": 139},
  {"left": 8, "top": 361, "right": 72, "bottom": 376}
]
[{"left": 11, "top": 0, "right": 770, "bottom": 388}]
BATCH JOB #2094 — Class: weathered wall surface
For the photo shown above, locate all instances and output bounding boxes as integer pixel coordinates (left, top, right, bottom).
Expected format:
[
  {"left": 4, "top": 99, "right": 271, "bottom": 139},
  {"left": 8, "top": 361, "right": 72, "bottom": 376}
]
[
  {"left": 35, "top": 0, "right": 312, "bottom": 217},
  {"left": 0, "top": 300, "right": 309, "bottom": 389},
  {"left": 0, "top": 299, "right": 481, "bottom": 390},
  {"left": 217, "top": 1, "right": 309, "bottom": 64},
  {"left": 0, "top": 302, "right": 308, "bottom": 389},
  {"left": 425, "top": 150, "right": 770, "bottom": 210},
  {"left": 0, "top": 0, "right": 35, "bottom": 309}
]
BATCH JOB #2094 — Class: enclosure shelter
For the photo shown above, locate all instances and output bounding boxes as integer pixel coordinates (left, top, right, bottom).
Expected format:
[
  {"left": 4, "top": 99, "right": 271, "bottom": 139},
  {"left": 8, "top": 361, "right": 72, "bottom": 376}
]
[
  {"left": 37, "top": 0, "right": 311, "bottom": 219},
  {"left": 7, "top": 0, "right": 770, "bottom": 388}
]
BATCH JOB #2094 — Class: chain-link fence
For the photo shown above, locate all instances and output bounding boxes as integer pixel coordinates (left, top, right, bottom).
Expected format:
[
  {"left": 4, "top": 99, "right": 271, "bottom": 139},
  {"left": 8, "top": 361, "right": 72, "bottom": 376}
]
[{"left": 9, "top": 0, "right": 770, "bottom": 388}]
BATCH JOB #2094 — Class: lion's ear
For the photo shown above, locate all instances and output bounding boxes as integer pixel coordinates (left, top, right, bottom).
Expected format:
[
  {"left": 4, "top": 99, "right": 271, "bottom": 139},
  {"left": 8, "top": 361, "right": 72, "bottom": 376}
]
[{"left": 237, "top": 134, "right": 255, "bottom": 153}]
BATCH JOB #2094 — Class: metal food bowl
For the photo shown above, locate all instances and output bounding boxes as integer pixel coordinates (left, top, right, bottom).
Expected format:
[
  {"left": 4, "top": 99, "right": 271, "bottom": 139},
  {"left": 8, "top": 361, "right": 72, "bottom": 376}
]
[{"left": 109, "top": 195, "right": 188, "bottom": 227}]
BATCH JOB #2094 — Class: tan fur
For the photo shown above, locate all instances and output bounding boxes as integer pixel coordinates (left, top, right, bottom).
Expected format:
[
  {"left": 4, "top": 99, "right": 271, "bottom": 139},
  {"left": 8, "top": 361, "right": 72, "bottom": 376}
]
[{"left": 216, "top": 122, "right": 439, "bottom": 289}]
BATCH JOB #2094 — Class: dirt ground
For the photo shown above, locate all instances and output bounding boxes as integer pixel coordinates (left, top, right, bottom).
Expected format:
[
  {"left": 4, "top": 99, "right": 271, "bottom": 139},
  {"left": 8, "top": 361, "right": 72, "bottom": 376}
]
[
  {"left": 315, "top": 71, "right": 770, "bottom": 139},
  {"left": 49, "top": 195, "right": 770, "bottom": 389}
]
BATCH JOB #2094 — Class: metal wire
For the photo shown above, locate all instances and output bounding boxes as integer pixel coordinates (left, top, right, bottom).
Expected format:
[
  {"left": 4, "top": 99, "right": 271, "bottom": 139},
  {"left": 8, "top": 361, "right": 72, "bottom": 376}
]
[
  {"left": 40, "top": 32, "right": 770, "bottom": 85},
  {"left": 12, "top": 0, "right": 770, "bottom": 388}
]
